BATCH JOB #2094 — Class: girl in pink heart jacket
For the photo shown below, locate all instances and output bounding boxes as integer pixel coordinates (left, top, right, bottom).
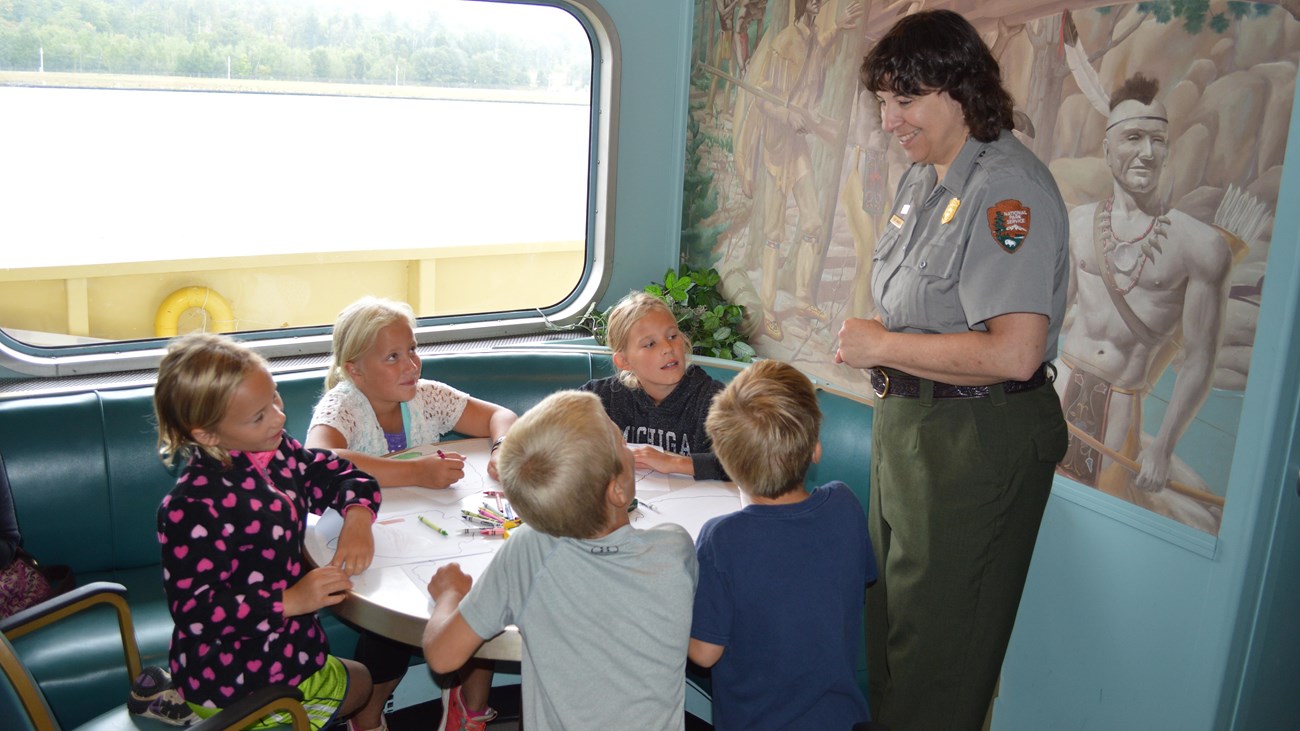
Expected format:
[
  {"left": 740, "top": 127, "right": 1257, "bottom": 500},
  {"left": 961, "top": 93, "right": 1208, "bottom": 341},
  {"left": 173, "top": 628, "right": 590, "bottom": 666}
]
[{"left": 153, "top": 333, "right": 383, "bottom": 730}]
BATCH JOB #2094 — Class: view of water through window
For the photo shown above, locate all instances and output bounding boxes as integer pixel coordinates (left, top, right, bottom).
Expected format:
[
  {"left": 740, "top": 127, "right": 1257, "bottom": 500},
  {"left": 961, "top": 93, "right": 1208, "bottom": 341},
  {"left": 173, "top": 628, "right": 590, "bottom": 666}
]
[
  {"left": 1, "top": 85, "right": 590, "bottom": 267},
  {"left": 0, "top": 1, "right": 598, "bottom": 342}
]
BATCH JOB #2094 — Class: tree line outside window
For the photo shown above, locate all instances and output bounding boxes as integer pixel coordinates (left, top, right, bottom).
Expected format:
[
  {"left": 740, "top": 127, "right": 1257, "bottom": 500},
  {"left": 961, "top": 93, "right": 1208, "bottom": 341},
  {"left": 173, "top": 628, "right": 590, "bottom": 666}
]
[{"left": 0, "top": 0, "right": 590, "bottom": 91}]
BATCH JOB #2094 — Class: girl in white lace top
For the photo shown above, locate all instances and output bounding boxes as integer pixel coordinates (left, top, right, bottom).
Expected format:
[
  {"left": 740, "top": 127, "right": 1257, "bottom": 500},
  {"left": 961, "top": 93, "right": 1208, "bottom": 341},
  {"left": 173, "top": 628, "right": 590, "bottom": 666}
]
[
  {"left": 305, "top": 296, "right": 515, "bottom": 731},
  {"left": 307, "top": 297, "right": 515, "bottom": 488}
]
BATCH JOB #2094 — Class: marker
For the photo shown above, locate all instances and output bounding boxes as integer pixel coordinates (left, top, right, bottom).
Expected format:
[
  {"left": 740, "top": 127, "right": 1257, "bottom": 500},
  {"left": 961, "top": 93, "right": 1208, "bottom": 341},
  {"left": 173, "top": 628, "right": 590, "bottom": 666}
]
[
  {"left": 419, "top": 516, "right": 448, "bottom": 536},
  {"left": 628, "top": 498, "right": 659, "bottom": 514}
]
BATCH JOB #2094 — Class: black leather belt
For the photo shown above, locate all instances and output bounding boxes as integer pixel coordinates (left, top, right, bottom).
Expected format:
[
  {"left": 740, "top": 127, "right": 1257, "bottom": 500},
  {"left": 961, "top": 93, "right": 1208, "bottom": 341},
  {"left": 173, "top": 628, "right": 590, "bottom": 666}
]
[{"left": 870, "top": 363, "right": 1054, "bottom": 399}]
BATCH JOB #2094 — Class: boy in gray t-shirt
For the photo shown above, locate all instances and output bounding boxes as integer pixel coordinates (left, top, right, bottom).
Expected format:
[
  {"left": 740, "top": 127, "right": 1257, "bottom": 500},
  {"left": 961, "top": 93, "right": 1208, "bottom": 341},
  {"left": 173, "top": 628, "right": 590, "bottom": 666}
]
[{"left": 422, "top": 390, "right": 699, "bottom": 731}]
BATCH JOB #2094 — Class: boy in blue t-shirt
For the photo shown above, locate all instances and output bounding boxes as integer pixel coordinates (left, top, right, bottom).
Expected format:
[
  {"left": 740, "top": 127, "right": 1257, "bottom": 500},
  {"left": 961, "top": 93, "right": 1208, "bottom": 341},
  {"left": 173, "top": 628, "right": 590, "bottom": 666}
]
[{"left": 689, "top": 359, "right": 877, "bottom": 730}]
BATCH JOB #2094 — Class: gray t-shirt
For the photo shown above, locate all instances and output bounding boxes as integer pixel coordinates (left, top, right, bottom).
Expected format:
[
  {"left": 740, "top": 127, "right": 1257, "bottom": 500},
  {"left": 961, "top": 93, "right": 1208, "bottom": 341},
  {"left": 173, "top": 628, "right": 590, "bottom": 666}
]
[{"left": 458, "top": 522, "right": 698, "bottom": 731}]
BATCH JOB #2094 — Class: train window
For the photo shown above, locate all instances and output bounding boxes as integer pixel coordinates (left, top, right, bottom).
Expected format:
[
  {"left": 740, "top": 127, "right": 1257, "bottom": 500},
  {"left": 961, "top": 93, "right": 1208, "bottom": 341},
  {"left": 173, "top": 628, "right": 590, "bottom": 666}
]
[{"left": 0, "top": 0, "right": 603, "bottom": 361}]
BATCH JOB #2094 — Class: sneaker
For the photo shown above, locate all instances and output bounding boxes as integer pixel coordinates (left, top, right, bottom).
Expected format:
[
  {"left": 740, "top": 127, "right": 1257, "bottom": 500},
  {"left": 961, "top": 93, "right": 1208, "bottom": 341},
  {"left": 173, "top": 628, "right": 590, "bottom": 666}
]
[
  {"left": 442, "top": 684, "right": 498, "bottom": 731},
  {"left": 128, "top": 666, "right": 200, "bottom": 726},
  {"left": 347, "top": 718, "right": 390, "bottom": 731}
]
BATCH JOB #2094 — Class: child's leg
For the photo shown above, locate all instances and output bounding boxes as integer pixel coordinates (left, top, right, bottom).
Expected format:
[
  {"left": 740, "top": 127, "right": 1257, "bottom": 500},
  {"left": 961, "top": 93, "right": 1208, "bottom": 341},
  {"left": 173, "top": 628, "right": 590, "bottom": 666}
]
[
  {"left": 460, "top": 662, "right": 493, "bottom": 713},
  {"left": 353, "top": 632, "right": 415, "bottom": 727},
  {"left": 357, "top": 677, "right": 401, "bottom": 728},
  {"left": 339, "top": 658, "right": 376, "bottom": 727}
]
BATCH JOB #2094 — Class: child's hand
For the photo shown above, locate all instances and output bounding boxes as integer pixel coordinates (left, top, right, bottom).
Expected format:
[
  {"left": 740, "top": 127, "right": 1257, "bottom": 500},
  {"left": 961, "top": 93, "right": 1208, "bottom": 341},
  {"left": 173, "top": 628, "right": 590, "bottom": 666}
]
[
  {"left": 422, "top": 563, "right": 482, "bottom": 674},
  {"left": 629, "top": 445, "right": 693, "bottom": 476},
  {"left": 427, "top": 563, "right": 473, "bottom": 601},
  {"left": 283, "top": 566, "right": 352, "bottom": 616},
  {"left": 332, "top": 505, "right": 375, "bottom": 576},
  {"left": 406, "top": 453, "right": 466, "bottom": 488}
]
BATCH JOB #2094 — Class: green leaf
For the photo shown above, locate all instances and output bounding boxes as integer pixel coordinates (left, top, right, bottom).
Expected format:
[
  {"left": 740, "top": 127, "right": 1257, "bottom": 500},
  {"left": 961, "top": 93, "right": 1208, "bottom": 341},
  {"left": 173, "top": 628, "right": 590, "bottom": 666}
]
[{"left": 632, "top": 265, "right": 754, "bottom": 363}]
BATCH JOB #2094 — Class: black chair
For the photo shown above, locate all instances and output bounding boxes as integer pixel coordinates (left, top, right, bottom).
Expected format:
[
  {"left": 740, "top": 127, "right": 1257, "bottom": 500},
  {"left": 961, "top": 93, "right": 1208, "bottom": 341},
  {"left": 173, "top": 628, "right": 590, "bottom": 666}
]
[{"left": 1, "top": 581, "right": 309, "bottom": 731}]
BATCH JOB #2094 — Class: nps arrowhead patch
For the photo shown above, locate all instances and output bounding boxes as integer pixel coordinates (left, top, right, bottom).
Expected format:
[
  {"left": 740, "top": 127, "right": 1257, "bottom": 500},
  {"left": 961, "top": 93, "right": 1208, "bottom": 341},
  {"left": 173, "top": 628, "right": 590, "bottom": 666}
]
[{"left": 987, "top": 199, "right": 1031, "bottom": 254}]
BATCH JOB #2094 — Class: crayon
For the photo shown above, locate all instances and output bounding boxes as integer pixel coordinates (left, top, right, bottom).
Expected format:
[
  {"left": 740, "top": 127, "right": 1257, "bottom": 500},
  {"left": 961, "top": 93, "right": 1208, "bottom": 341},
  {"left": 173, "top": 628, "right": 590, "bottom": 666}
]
[
  {"left": 461, "top": 527, "right": 508, "bottom": 537},
  {"left": 419, "top": 516, "right": 449, "bottom": 536}
]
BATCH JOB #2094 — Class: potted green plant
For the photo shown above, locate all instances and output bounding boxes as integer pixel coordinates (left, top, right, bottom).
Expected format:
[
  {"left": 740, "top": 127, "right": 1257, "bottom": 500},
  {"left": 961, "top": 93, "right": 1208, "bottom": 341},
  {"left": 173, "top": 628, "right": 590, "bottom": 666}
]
[{"left": 580, "top": 267, "right": 756, "bottom": 363}]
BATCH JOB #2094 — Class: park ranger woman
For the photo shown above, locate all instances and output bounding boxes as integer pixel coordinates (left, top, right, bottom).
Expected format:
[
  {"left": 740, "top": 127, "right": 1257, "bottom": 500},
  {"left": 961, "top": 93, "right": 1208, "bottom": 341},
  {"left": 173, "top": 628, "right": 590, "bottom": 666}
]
[{"left": 835, "top": 10, "right": 1070, "bottom": 731}]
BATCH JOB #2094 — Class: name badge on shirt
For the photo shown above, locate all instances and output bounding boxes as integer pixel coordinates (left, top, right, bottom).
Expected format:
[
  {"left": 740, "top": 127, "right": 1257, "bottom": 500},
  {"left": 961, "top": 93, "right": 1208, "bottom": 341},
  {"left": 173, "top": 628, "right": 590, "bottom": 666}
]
[{"left": 890, "top": 203, "right": 912, "bottom": 229}]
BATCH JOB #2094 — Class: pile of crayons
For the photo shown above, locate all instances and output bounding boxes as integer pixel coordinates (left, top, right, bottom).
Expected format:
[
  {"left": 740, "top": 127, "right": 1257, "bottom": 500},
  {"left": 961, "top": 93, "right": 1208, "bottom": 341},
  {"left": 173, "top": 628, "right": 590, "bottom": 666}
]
[
  {"left": 417, "top": 491, "right": 521, "bottom": 539},
  {"left": 460, "top": 491, "right": 521, "bottom": 537}
]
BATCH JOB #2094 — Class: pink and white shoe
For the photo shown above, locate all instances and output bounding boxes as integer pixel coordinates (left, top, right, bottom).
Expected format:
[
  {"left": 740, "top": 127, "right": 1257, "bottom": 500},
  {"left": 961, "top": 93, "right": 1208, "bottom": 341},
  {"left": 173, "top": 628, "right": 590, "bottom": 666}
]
[{"left": 441, "top": 684, "right": 498, "bottom": 731}]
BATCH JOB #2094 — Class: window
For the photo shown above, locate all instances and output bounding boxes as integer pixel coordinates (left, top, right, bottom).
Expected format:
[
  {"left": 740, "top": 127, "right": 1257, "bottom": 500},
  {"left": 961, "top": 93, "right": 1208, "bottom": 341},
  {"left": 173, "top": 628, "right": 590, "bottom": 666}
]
[{"left": 0, "top": 0, "right": 606, "bottom": 369}]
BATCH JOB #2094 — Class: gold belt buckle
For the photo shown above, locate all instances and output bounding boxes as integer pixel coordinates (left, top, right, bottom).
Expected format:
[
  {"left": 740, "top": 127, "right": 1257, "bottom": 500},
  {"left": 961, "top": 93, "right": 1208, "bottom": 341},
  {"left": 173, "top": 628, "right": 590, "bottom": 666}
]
[{"left": 871, "top": 367, "right": 890, "bottom": 398}]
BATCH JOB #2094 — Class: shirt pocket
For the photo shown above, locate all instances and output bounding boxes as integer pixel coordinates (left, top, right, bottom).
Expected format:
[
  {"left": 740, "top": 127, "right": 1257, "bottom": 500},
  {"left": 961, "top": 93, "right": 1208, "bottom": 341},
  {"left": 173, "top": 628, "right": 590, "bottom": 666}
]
[
  {"left": 872, "top": 223, "right": 903, "bottom": 264},
  {"left": 900, "top": 231, "right": 964, "bottom": 327}
]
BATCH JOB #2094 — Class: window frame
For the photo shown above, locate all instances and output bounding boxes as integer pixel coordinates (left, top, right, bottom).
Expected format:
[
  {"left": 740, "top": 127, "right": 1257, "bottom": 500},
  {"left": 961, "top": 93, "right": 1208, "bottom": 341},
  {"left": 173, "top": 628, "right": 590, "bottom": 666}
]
[{"left": 0, "top": 0, "right": 619, "bottom": 379}]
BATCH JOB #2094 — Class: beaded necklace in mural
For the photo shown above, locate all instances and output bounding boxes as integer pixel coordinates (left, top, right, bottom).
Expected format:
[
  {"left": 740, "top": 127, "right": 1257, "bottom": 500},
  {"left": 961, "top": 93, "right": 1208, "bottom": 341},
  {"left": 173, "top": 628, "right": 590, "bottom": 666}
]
[{"left": 1098, "top": 196, "right": 1163, "bottom": 295}]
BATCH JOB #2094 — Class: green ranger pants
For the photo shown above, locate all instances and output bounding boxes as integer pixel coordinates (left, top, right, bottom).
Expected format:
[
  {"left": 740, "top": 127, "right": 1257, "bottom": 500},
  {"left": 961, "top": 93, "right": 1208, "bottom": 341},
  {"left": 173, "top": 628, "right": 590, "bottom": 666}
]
[{"left": 866, "top": 380, "right": 1067, "bottom": 731}]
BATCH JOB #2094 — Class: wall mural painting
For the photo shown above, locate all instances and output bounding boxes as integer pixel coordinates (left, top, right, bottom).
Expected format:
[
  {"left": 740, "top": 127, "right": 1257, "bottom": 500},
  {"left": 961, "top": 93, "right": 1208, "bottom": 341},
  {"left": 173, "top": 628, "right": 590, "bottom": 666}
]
[{"left": 683, "top": 0, "right": 1297, "bottom": 536}]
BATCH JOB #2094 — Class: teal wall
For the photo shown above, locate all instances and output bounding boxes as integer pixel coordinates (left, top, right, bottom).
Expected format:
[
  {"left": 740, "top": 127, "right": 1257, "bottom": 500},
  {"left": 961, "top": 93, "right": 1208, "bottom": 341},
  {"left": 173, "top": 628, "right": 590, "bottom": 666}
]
[{"left": 593, "top": 0, "right": 694, "bottom": 307}]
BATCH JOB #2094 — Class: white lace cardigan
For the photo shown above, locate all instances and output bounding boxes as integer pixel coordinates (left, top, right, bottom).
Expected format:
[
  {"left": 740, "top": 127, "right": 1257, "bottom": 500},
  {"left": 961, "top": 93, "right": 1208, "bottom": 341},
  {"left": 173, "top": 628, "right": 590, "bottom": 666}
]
[{"left": 308, "top": 379, "right": 469, "bottom": 456}]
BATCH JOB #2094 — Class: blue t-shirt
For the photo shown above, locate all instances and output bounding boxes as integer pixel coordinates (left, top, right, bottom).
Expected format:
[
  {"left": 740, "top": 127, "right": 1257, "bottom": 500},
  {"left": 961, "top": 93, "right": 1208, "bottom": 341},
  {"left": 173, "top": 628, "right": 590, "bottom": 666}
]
[{"left": 691, "top": 482, "right": 877, "bottom": 730}]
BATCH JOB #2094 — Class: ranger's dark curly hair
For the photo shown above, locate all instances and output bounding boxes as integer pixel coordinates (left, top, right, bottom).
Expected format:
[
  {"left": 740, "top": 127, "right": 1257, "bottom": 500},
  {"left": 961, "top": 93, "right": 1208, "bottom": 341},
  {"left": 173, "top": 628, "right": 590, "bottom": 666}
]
[{"left": 861, "top": 10, "right": 1014, "bottom": 143}]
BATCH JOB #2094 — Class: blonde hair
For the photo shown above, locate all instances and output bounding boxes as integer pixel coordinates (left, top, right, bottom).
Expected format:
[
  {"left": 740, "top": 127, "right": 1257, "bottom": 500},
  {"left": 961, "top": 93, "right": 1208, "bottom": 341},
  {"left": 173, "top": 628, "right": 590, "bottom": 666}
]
[
  {"left": 605, "top": 291, "right": 688, "bottom": 390},
  {"left": 326, "top": 296, "right": 418, "bottom": 390},
  {"left": 154, "top": 332, "right": 269, "bottom": 468},
  {"left": 497, "top": 390, "right": 625, "bottom": 538},
  {"left": 706, "top": 359, "right": 821, "bottom": 499}
]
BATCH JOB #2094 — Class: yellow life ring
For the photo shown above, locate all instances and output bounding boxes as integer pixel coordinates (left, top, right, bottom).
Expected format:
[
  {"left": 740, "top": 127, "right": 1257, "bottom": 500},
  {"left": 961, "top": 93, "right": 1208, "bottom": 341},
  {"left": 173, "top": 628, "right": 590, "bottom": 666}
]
[{"left": 154, "top": 286, "right": 235, "bottom": 337}]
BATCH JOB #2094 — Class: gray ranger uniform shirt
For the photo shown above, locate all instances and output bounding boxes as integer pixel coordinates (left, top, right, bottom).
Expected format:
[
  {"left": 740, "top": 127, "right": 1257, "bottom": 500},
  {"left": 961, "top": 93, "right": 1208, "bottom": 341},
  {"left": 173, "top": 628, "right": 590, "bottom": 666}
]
[{"left": 871, "top": 130, "right": 1069, "bottom": 363}]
